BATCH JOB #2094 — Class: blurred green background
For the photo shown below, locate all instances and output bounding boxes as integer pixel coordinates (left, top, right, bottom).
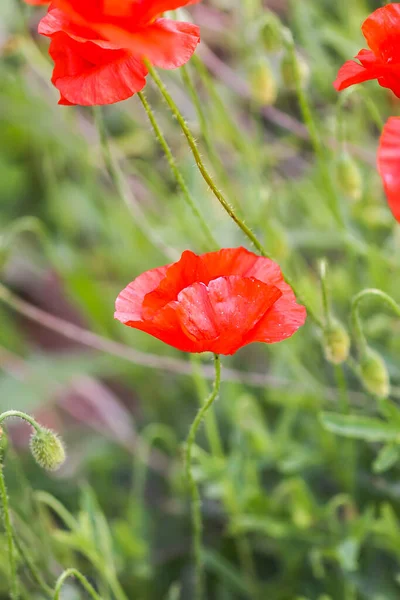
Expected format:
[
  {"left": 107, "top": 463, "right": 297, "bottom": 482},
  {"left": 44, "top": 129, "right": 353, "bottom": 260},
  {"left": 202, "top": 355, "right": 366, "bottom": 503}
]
[{"left": 1, "top": 0, "right": 400, "bottom": 598}]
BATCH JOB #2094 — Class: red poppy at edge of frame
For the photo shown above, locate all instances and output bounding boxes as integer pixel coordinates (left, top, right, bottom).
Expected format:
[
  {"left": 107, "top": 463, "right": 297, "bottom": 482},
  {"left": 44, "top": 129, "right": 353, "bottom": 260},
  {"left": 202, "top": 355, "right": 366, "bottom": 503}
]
[
  {"left": 115, "top": 247, "right": 307, "bottom": 355},
  {"left": 378, "top": 117, "right": 400, "bottom": 223},
  {"left": 334, "top": 3, "right": 400, "bottom": 98},
  {"left": 29, "top": 0, "right": 201, "bottom": 106}
]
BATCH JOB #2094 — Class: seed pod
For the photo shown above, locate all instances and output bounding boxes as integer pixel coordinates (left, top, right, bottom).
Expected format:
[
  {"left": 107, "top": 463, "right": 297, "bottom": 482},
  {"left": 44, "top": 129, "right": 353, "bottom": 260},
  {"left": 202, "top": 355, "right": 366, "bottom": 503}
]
[
  {"left": 30, "top": 428, "right": 66, "bottom": 471},
  {"left": 281, "top": 50, "right": 310, "bottom": 90},
  {"left": 323, "top": 320, "right": 351, "bottom": 365},
  {"left": 336, "top": 152, "right": 363, "bottom": 201},
  {"left": 359, "top": 348, "right": 390, "bottom": 398},
  {"left": 249, "top": 59, "right": 278, "bottom": 106}
]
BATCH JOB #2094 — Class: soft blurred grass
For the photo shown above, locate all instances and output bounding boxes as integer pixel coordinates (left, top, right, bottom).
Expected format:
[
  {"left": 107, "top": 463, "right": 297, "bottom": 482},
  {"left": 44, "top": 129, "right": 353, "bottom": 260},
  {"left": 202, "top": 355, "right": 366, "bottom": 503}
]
[{"left": 0, "top": 0, "right": 400, "bottom": 598}]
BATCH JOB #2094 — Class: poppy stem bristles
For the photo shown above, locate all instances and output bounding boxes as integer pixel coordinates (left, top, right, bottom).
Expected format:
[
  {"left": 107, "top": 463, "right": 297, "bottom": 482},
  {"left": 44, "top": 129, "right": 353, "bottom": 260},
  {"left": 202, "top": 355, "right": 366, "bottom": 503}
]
[
  {"left": 185, "top": 354, "right": 221, "bottom": 600},
  {"left": 53, "top": 568, "right": 102, "bottom": 600},
  {"left": 137, "top": 90, "right": 218, "bottom": 251},
  {"left": 0, "top": 463, "right": 19, "bottom": 600},
  {"left": 145, "top": 60, "right": 270, "bottom": 258}
]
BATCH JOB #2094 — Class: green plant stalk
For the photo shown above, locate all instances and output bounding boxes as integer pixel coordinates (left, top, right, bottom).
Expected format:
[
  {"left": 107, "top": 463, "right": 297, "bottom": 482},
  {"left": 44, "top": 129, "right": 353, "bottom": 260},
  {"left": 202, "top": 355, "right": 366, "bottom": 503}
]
[
  {"left": 284, "top": 37, "right": 344, "bottom": 227},
  {"left": 351, "top": 289, "right": 400, "bottom": 356},
  {"left": 53, "top": 568, "right": 102, "bottom": 600},
  {"left": 137, "top": 91, "right": 218, "bottom": 250},
  {"left": 0, "top": 463, "right": 19, "bottom": 600},
  {"left": 185, "top": 354, "right": 221, "bottom": 600},
  {"left": 14, "top": 536, "right": 53, "bottom": 598},
  {"left": 190, "top": 356, "right": 224, "bottom": 459},
  {"left": 146, "top": 61, "right": 268, "bottom": 257},
  {"left": 147, "top": 62, "right": 323, "bottom": 328},
  {"left": 0, "top": 410, "right": 41, "bottom": 432},
  {"left": 319, "top": 259, "right": 332, "bottom": 327}
]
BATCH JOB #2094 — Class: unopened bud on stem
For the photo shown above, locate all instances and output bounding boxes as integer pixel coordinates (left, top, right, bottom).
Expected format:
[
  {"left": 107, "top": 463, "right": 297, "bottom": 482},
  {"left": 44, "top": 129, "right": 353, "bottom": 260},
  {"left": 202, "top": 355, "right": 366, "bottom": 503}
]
[
  {"left": 30, "top": 428, "right": 66, "bottom": 471},
  {"left": 359, "top": 348, "right": 390, "bottom": 398},
  {"left": 323, "top": 320, "right": 350, "bottom": 365}
]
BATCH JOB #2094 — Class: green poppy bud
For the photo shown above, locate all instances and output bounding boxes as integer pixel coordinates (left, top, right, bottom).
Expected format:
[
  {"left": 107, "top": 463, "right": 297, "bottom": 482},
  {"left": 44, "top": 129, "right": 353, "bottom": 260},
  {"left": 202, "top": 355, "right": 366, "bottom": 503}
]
[
  {"left": 336, "top": 152, "right": 363, "bottom": 201},
  {"left": 249, "top": 59, "right": 278, "bottom": 106},
  {"left": 30, "top": 428, "right": 66, "bottom": 471},
  {"left": 359, "top": 348, "right": 390, "bottom": 398},
  {"left": 323, "top": 320, "right": 351, "bottom": 365},
  {"left": 259, "top": 12, "right": 283, "bottom": 53},
  {"left": 280, "top": 50, "right": 310, "bottom": 90}
]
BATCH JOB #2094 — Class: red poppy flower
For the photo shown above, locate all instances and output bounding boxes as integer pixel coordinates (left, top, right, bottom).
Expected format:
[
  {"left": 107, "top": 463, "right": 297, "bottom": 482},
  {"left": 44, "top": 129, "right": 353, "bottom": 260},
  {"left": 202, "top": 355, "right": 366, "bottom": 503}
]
[
  {"left": 334, "top": 4, "right": 400, "bottom": 98},
  {"left": 115, "top": 248, "right": 306, "bottom": 355},
  {"left": 377, "top": 117, "right": 400, "bottom": 222},
  {"left": 37, "top": 0, "right": 200, "bottom": 105}
]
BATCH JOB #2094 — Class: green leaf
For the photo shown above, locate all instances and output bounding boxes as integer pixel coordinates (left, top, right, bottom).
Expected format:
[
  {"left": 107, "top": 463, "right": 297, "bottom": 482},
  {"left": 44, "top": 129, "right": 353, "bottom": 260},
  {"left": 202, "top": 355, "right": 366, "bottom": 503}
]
[
  {"left": 373, "top": 444, "right": 400, "bottom": 474},
  {"left": 320, "top": 412, "right": 400, "bottom": 442}
]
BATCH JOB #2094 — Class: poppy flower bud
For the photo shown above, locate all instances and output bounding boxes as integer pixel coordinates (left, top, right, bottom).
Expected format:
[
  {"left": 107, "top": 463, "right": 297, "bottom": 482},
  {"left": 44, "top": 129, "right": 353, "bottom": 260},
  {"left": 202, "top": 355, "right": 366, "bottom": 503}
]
[
  {"left": 336, "top": 152, "right": 363, "bottom": 201},
  {"left": 359, "top": 348, "right": 390, "bottom": 398},
  {"left": 30, "top": 428, "right": 66, "bottom": 471},
  {"left": 280, "top": 51, "right": 310, "bottom": 90},
  {"left": 323, "top": 320, "right": 350, "bottom": 365},
  {"left": 249, "top": 59, "right": 278, "bottom": 106},
  {"left": 259, "top": 12, "right": 283, "bottom": 53}
]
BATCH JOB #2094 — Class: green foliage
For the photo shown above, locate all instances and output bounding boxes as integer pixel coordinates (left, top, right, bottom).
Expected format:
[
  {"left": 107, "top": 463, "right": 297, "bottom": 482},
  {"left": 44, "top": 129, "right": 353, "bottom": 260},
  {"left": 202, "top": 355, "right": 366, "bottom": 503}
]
[{"left": 0, "top": 0, "right": 400, "bottom": 599}]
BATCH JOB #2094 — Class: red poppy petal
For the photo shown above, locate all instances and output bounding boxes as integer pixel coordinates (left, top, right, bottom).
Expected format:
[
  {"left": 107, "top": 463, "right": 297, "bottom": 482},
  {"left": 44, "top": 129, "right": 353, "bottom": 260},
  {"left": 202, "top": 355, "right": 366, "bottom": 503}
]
[
  {"left": 377, "top": 116, "right": 400, "bottom": 222},
  {"left": 136, "top": 0, "right": 200, "bottom": 24},
  {"left": 362, "top": 4, "right": 400, "bottom": 63},
  {"left": 333, "top": 58, "right": 381, "bottom": 91},
  {"left": 49, "top": 33, "right": 148, "bottom": 105},
  {"left": 39, "top": 7, "right": 102, "bottom": 42},
  {"left": 247, "top": 287, "right": 307, "bottom": 344},
  {"left": 96, "top": 18, "right": 200, "bottom": 69},
  {"left": 175, "top": 276, "right": 283, "bottom": 355},
  {"left": 115, "top": 265, "right": 169, "bottom": 324}
]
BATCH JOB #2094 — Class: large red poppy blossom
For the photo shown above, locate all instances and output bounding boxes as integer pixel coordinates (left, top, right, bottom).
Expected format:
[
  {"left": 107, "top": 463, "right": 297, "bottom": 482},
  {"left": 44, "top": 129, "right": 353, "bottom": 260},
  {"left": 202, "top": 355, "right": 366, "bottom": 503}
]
[
  {"left": 37, "top": 0, "right": 200, "bottom": 105},
  {"left": 115, "top": 248, "right": 307, "bottom": 355},
  {"left": 334, "top": 4, "right": 400, "bottom": 98},
  {"left": 377, "top": 117, "right": 400, "bottom": 222}
]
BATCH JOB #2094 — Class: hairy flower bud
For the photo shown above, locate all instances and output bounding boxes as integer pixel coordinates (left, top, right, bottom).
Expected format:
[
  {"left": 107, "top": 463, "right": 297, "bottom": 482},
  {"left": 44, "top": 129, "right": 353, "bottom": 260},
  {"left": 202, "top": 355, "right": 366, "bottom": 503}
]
[
  {"left": 30, "top": 428, "right": 66, "bottom": 471},
  {"left": 280, "top": 51, "right": 310, "bottom": 90},
  {"left": 323, "top": 320, "right": 351, "bottom": 365},
  {"left": 259, "top": 12, "right": 283, "bottom": 53},
  {"left": 336, "top": 152, "right": 363, "bottom": 201},
  {"left": 249, "top": 59, "right": 278, "bottom": 106},
  {"left": 359, "top": 348, "right": 390, "bottom": 398}
]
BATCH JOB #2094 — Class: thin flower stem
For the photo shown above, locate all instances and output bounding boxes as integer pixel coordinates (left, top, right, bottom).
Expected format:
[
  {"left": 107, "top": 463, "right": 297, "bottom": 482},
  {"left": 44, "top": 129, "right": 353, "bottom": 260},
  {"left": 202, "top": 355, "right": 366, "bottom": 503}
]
[
  {"left": 137, "top": 91, "right": 218, "bottom": 250},
  {"left": 53, "top": 568, "right": 102, "bottom": 600},
  {"left": 284, "top": 37, "right": 344, "bottom": 227},
  {"left": 351, "top": 289, "right": 400, "bottom": 355},
  {"left": 0, "top": 464, "right": 19, "bottom": 600},
  {"left": 319, "top": 259, "right": 332, "bottom": 327},
  {"left": 185, "top": 354, "right": 221, "bottom": 600},
  {"left": 190, "top": 356, "right": 224, "bottom": 459},
  {"left": 146, "top": 61, "right": 268, "bottom": 257},
  {"left": 0, "top": 411, "right": 41, "bottom": 433},
  {"left": 93, "top": 106, "right": 177, "bottom": 261}
]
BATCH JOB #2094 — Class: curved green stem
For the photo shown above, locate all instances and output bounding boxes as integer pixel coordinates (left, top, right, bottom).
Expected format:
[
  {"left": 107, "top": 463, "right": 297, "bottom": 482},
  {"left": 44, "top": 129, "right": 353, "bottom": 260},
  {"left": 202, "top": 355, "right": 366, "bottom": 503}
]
[
  {"left": 0, "top": 411, "right": 41, "bottom": 433},
  {"left": 185, "top": 354, "right": 221, "bottom": 600},
  {"left": 0, "top": 464, "right": 19, "bottom": 599},
  {"left": 351, "top": 289, "right": 400, "bottom": 355},
  {"left": 137, "top": 91, "right": 218, "bottom": 250},
  {"left": 53, "top": 568, "right": 102, "bottom": 600},
  {"left": 146, "top": 61, "right": 268, "bottom": 257}
]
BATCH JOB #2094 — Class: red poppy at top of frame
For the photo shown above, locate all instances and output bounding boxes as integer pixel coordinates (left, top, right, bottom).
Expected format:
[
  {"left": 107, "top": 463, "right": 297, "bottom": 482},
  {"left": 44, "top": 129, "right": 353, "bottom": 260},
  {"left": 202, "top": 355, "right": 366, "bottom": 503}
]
[
  {"left": 115, "top": 247, "right": 307, "bottom": 355},
  {"left": 334, "top": 3, "right": 400, "bottom": 98},
  {"left": 29, "top": 0, "right": 201, "bottom": 106}
]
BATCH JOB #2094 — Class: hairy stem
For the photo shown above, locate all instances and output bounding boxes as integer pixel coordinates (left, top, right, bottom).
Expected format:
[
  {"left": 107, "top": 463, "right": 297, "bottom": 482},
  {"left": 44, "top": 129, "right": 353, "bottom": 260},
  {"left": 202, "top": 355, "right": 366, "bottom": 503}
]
[{"left": 185, "top": 354, "right": 221, "bottom": 600}]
